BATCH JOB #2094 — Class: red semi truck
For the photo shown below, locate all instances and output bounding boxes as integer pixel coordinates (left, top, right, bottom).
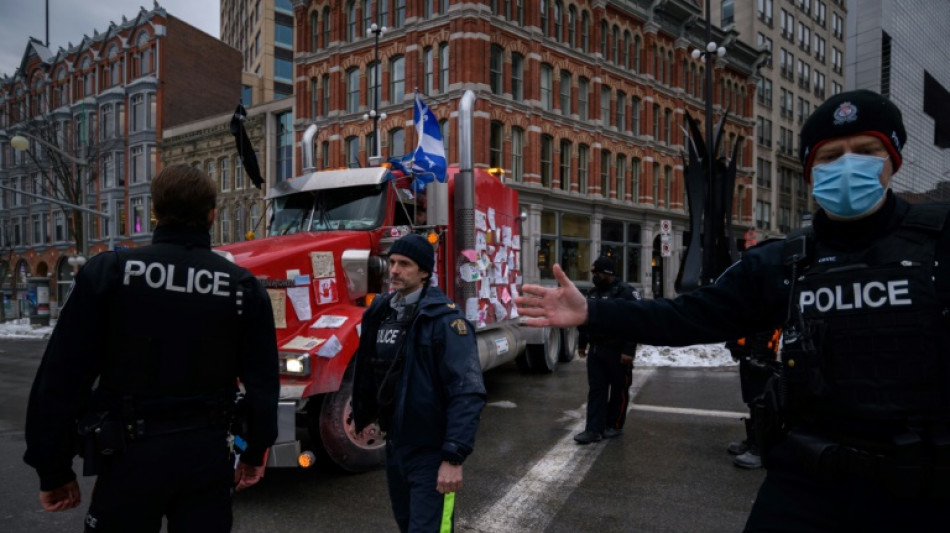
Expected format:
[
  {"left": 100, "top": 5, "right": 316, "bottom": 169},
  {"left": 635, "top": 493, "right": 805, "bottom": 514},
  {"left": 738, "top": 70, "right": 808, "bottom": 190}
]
[{"left": 218, "top": 91, "right": 574, "bottom": 472}]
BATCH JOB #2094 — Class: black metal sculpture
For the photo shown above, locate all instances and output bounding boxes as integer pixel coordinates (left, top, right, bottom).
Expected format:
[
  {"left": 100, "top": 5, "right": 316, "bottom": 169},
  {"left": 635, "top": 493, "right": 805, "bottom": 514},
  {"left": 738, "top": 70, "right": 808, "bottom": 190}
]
[{"left": 676, "top": 111, "right": 741, "bottom": 293}]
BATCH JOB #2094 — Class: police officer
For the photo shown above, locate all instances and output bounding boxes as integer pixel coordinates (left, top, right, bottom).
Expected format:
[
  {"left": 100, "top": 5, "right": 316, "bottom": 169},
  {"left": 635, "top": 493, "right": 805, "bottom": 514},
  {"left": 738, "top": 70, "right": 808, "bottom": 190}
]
[
  {"left": 574, "top": 256, "right": 641, "bottom": 444},
  {"left": 353, "top": 233, "right": 486, "bottom": 533},
  {"left": 23, "top": 164, "right": 279, "bottom": 531},
  {"left": 725, "top": 328, "right": 781, "bottom": 469},
  {"left": 517, "top": 90, "right": 950, "bottom": 531}
]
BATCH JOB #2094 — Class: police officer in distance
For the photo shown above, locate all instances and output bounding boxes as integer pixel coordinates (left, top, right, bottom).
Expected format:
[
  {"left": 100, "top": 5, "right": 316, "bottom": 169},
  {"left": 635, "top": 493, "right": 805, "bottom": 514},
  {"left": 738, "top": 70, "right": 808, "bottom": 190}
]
[
  {"left": 516, "top": 90, "right": 950, "bottom": 531},
  {"left": 353, "top": 233, "right": 486, "bottom": 533},
  {"left": 24, "top": 164, "right": 279, "bottom": 531},
  {"left": 574, "top": 256, "right": 641, "bottom": 444}
]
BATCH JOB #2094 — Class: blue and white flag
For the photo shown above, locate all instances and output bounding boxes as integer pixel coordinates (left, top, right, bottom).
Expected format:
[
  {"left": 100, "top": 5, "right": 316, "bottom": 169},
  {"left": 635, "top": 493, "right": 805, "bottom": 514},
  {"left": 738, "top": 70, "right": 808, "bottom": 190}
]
[{"left": 411, "top": 93, "right": 447, "bottom": 189}]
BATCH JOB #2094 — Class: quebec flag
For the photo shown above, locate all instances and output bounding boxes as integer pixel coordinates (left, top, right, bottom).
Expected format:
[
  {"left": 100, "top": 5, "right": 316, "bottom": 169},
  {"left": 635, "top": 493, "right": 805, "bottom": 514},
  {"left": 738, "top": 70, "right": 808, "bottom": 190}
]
[{"left": 411, "top": 93, "right": 447, "bottom": 189}]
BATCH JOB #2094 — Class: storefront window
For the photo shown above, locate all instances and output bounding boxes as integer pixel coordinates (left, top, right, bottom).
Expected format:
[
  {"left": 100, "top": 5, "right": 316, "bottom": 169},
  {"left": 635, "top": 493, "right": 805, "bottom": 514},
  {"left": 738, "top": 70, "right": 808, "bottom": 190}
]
[
  {"left": 539, "top": 210, "right": 591, "bottom": 281},
  {"left": 601, "top": 218, "right": 641, "bottom": 284}
]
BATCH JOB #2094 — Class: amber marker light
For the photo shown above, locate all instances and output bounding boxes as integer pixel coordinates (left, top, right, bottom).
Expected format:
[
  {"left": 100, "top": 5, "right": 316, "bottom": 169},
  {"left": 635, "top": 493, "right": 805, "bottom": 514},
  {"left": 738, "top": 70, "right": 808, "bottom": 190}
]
[{"left": 298, "top": 451, "right": 316, "bottom": 468}]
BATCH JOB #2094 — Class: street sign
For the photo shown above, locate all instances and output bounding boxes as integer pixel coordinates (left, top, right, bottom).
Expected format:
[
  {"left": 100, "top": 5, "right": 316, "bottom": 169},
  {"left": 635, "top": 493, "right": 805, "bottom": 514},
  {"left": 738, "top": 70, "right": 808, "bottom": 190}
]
[
  {"left": 661, "top": 241, "right": 672, "bottom": 257},
  {"left": 660, "top": 219, "right": 672, "bottom": 235}
]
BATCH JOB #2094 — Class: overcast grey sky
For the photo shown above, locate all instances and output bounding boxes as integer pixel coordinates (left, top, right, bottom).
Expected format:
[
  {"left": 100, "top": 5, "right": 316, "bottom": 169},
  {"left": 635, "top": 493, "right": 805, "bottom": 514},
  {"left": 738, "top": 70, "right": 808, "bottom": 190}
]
[{"left": 0, "top": 0, "right": 220, "bottom": 78}]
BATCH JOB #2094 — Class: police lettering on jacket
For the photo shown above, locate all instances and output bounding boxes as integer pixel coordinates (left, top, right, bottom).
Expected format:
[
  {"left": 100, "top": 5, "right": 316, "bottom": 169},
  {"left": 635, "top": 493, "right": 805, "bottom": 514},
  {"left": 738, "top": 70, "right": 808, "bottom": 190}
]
[
  {"left": 798, "top": 278, "right": 912, "bottom": 313},
  {"left": 123, "top": 260, "right": 231, "bottom": 296}
]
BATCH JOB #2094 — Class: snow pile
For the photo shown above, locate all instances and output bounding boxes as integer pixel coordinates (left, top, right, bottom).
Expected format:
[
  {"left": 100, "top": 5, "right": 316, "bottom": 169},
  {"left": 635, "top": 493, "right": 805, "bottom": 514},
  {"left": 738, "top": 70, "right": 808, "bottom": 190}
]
[
  {"left": 0, "top": 318, "right": 54, "bottom": 340},
  {"left": 636, "top": 343, "right": 735, "bottom": 367}
]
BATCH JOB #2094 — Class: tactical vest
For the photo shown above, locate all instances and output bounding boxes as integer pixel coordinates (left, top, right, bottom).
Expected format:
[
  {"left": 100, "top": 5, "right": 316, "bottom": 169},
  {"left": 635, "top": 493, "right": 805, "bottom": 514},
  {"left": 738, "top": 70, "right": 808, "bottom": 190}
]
[
  {"left": 99, "top": 244, "right": 244, "bottom": 402},
  {"left": 782, "top": 205, "right": 950, "bottom": 432}
]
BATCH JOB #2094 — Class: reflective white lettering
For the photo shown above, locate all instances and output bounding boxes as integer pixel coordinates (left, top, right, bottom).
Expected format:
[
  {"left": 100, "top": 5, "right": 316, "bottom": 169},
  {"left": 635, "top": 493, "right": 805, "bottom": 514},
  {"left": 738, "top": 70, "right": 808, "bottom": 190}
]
[
  {"left": 194, "top": 270, "right": 213, "bottom": 294},
  {"left": 165, "top": 264, "right": 186, "bottom": 293},
  {"left": 124, "top": 260, "right": 146, "bottom": 285},
  {"left": 863, "top": 281, "right": 887, "bottom": 307},
  {"left": 799, "top": 291, "right": 815, "bottom": 310},
  {"left": 888, "top": 279, "right": 912, "bottom": 305},
  {"left": 145, "top": 262, "right": 166, "bottom": 288},
  {"left": 122, "top": 260, "right": 230, "bottom": 298},
  {"left": 834, "top": 285, "right": 853, "bottom": 310},
  {"left": 815, "top": 287, "right": 835, "bottom": 312},
  {"left": 799, "top": 279, "right": 913, "bottom": 313},
  {"left": 213, "top": 271, "right": 231, "bottom": 297}
]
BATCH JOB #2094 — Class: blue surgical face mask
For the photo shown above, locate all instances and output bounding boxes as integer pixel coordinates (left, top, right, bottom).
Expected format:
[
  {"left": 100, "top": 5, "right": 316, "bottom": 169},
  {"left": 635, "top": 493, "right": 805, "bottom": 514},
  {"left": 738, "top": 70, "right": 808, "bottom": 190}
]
[{"left": 811, "top": 153, "right": 887, "bottom": 219}]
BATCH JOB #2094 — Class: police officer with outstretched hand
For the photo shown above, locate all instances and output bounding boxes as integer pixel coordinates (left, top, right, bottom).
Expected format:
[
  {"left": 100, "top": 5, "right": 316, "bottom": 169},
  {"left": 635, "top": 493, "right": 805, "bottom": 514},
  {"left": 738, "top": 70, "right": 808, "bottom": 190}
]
[
  {"left": 24, "top": 164, "right": 279, "bottom": 532},
  {"left": 516, "top": 90, "right": 950, "bottom": 531},
  {"left": 353, "top": 233, "right": 486, "bottom": 533}
]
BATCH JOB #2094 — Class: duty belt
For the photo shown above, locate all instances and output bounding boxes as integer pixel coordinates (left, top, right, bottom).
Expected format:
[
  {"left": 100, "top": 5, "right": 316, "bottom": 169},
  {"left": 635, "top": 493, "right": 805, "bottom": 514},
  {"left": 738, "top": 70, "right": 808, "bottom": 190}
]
[
  {"left": 126, "top": 414, "right": 228, "bottom": 440},
  {"left": 787, "top": 430, "right": 950, "bottom": 499}
]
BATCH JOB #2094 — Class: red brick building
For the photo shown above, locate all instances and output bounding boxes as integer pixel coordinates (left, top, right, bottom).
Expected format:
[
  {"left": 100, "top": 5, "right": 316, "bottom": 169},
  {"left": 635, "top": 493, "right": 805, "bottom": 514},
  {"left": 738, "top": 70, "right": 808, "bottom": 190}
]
[
  {"left": 0, "top": 5, "right": 240, "bottom": 314},
  {"left": 291, "top": 0, "right": 761, "bottom": 297}
]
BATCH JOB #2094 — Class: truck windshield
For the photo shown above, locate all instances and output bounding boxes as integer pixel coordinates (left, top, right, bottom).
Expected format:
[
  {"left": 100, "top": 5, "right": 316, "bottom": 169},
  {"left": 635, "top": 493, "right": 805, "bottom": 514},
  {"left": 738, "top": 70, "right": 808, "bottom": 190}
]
[{"left": 268, "top": 184, "right": 385, "bottom": 236}]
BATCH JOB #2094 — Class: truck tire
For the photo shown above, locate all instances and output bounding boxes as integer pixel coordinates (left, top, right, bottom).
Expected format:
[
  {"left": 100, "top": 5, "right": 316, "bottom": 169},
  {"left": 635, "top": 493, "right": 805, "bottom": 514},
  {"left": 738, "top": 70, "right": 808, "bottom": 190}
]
[
  {"left": 526, "top": 326, "right": 560, "bottom": 373},
  {"left": 559, "top": 327, "right": 578, "bottom": 362},
  {"left": 318, "top": 365, "right": 386, "bottom": 473}
]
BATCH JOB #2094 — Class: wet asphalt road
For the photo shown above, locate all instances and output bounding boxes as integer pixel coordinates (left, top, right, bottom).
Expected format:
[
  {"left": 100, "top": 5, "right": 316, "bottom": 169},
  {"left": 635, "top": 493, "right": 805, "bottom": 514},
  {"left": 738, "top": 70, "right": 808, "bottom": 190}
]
[{"left": 0, "top": 338, "right": 764, "bottom": 532}]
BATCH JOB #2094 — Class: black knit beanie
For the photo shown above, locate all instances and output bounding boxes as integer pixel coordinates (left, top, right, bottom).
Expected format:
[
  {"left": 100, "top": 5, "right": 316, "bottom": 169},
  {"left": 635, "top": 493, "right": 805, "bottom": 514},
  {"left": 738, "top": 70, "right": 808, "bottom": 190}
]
[
  {"left": 591, "top": 256, "right": 616, "bottom": 275},
  {"left": 389, "top": 234, "right": 435, "bottom": 274},
  {"left": 799, "top": 89, "right": 906, "bottom": 182}
]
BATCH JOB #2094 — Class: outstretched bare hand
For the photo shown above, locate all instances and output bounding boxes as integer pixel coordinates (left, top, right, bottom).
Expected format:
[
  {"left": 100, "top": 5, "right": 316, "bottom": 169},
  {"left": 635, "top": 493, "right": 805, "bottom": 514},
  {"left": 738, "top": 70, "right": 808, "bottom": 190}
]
[{"left": 515, "top": 264, "right": 588, "bottom": 328}]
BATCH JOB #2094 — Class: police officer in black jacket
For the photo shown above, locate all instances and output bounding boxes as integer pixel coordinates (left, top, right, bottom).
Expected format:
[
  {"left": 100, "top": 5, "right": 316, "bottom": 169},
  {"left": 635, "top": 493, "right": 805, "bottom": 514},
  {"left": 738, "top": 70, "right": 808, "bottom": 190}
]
[
  {"left": 24, "top": 164, "right": 279, "bottom": 532},
  {"left": 575, "top": 256, "right": 641, "bottom": 444},
  {"left": 353, "top": 234, "right": 486, "bottom": 533},
  {"left": 517, "top": 90, "right": 950, "bottom": 531}
]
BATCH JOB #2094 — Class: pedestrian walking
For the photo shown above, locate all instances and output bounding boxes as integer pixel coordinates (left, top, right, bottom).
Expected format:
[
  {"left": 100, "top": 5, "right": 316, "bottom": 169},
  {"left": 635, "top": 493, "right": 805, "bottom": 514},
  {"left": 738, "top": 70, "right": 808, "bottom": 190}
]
[
  {"left": 23, "top": 164, "right": 279, "bottom": 532},
  {"left": 516, "top": 90, "right": 950, "bottom": 531},
  {"left": 353, "top": 233, "right": 486, "bottom": 533},
  {"left": 574, "top": 256, "right": 641, "bottom": 445}
]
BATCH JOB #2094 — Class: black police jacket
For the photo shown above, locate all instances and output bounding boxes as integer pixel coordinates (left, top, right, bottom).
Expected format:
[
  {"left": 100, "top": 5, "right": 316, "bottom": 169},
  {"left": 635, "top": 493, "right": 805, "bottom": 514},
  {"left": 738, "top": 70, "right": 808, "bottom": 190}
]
[
  {"left": 589, "top": 193, "right": 950, "bottom": 343},
  {"left": 352, "top": 285, "right": 486, "bottom": 464},
  {"left": 578, "top": 279, "right": 640, "bottom": 358},
  {"left": 588, "top": 193, "right": 950, "bottom": 433},
  {"left": 23, "top": 225, "right": 279, "bottom": 491}
]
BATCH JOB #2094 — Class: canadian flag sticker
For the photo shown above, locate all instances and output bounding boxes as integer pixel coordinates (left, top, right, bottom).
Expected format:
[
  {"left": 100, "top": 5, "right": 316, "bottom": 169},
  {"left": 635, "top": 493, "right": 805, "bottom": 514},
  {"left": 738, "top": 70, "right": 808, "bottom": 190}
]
[{"left": 317, "top": 278, "right": 338, "bottom": 304}]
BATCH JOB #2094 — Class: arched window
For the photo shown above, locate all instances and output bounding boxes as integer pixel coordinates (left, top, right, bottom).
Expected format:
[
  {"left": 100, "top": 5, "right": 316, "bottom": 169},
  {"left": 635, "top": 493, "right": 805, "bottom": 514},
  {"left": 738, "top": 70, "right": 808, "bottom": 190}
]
[
  {"left": 388, "top": 128, "right": 405, "bottom": 158},
  {"left": 389, "top": 55, "right": 405, "bottom": 103},
  {"left": 577, "top": 144, "right": 589, "bottom": 194},
  {"left": 423, "top": 46, "right": 434, "bottom": 95},
  {"left": 310, "top": 11, "right": 319, "bottom": 50},
  {"left": 568, "top": 6, "right": 576, "bottom": 47},
  {"left": 581, "top": 11, "right": 590, "bottom": 52},
  {"left": 559, "top": 139, "right": 571, "bottom": 191},
  {"left": 634, "top": 35, "right": 642, "bottom": 73},
  {"left": 322, "top": 7, "right": 331, "bottom": 46},
  {"left": 136, "top": 31, "right": 152, "bottom": 76},
  {"left": 345, "top": 136, "right": 360, "bottom": 167},
  {"left": 622, "top": 31, "right": 631, "bottom": 69},
  {"left": 439, "top": 42, "right": 449, "bottom": 92},
  {"left": 600, "top": 21, "right": 608, "bottom": 57},
  {"left": 553, "top": 1, "right": 562, "bottom": 41},
  {"left": 346, "top": 1, "right": 357, "bottom": 41}
]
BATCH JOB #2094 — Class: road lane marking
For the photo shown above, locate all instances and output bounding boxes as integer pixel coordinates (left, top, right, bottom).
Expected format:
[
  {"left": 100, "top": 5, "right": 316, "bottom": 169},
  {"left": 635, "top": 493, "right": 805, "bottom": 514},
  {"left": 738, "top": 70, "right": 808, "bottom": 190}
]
[
  {"left": 459, "top": 369, "right": 655, "bottom": 533},
  {"left": 631, "top": 404, "right": 747, "bottom": 419}
]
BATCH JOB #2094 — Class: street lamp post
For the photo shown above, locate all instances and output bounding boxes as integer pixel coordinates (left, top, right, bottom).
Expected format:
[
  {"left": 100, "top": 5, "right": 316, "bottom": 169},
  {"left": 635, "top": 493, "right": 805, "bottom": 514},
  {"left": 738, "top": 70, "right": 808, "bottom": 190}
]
[
  {"left": 689, "top": 0, "right": 727, "bottom": 287},
  {"left": 363, "top": 22, "right": 387, "bottom": 166},
  {"left": 8, "top": 132, "right": 115, "bottom": 255}
]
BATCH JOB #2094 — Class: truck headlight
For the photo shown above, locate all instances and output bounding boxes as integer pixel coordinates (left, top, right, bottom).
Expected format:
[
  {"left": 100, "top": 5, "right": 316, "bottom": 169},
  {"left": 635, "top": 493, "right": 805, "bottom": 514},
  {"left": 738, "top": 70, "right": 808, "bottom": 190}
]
[{"left": 279, "top": 351, "right": 311, "bottom": 376}]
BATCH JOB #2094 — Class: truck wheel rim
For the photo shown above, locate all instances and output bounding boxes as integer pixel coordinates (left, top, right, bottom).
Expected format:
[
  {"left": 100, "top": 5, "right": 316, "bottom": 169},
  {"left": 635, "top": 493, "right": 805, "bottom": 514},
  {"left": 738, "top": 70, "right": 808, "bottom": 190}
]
[{"left": 344, "top": 400, "right": 386, "bottom": 450}]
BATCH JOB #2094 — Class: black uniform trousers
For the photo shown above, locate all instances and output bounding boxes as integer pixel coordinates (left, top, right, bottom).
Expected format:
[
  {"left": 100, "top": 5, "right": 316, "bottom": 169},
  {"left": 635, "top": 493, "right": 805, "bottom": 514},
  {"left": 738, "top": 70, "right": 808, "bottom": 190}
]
[
  {"left": 585, "top": 347, "right": 633, "bottom": 433},
  {"left": 744, "top": 439, "right": 945, "bottom": 532},
  {"left": 84, "top": 428, "right": 233, "bottom": 533},
  {"left": 386, "top": 445, "right": 454, "bottom": 533}
]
